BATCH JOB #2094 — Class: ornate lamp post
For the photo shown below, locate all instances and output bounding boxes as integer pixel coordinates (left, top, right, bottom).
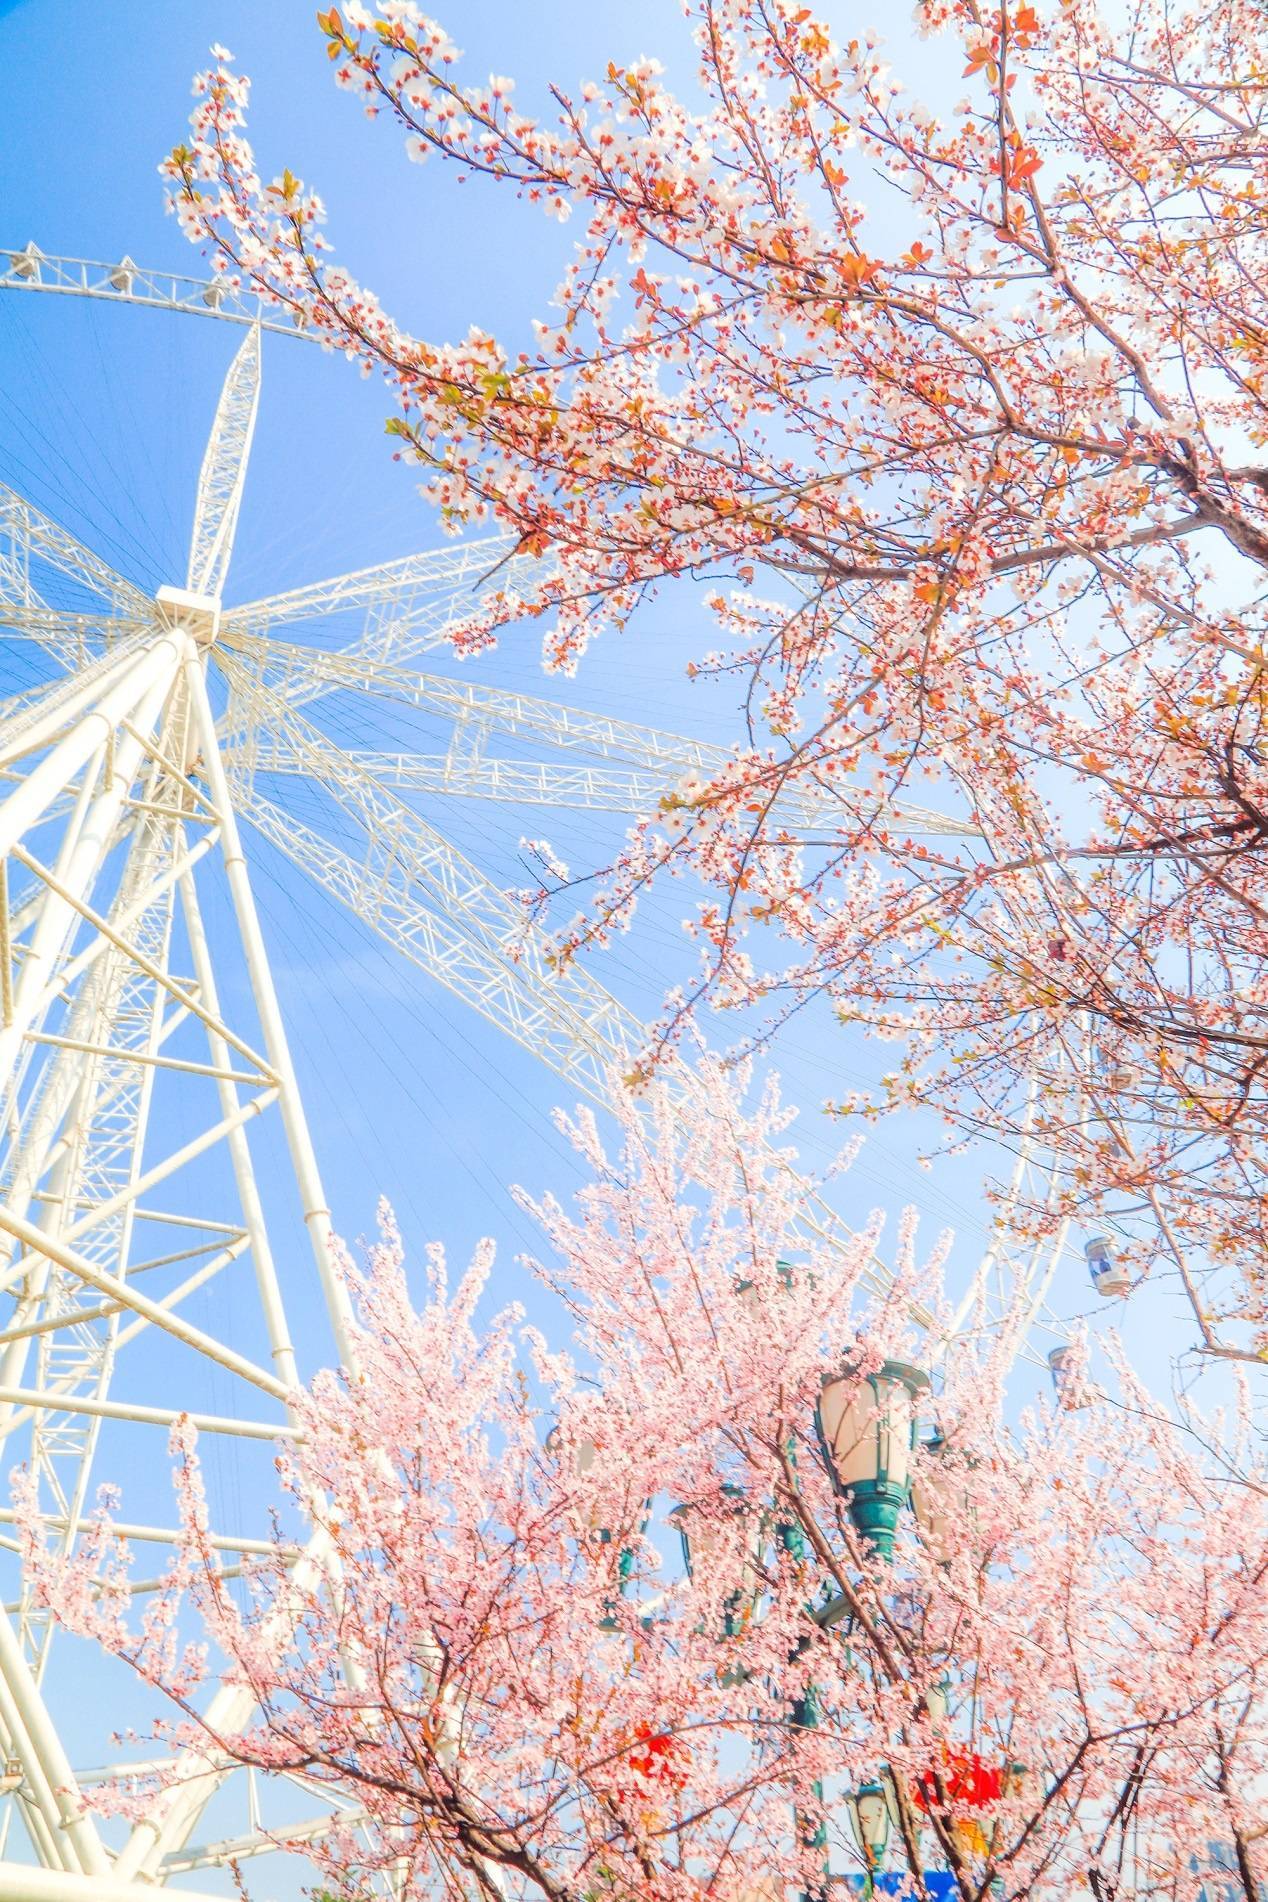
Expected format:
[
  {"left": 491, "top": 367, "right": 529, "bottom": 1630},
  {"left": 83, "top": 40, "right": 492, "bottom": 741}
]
[
  {"left": 671, "top": 1485, "right": 764, "bottom": 1582},
  {"left": 816, "top": 1359, "right": 931, "bottom": 1560}
]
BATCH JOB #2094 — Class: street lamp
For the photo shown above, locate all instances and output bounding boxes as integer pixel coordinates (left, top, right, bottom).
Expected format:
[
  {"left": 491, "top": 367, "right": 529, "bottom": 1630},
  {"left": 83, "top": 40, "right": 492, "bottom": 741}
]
[
  {"left": 924, "top": 1678, "right": 950, "bottom": 1725},
  {"left": 910, "top": 1428, "right": 978, "bottom": 1565},
  {"left": 844, "top": 1777, "right": 894, "bottom": 1892},
  {"left": 816, "top": 1359, "right": 930, "bottom": 1561},
  {"left": 548, "top": 1429, "right": 644, "bottom": 1626},
  {"left": 734, "top": 1257, "right": 806, "bottom": 1313},
  {"left": 671, "top": 1484, "right": 763, "bottom": 1578},
  {"left": 670, "top": 1484, "right": 767, "bottom": 1635}
]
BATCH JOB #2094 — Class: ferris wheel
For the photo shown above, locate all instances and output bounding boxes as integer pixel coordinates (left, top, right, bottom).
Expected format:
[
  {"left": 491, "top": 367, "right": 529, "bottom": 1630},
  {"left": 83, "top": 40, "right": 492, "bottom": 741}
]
[{"left": 0, "top": 245, "right": 1076, "bottom": 1899}]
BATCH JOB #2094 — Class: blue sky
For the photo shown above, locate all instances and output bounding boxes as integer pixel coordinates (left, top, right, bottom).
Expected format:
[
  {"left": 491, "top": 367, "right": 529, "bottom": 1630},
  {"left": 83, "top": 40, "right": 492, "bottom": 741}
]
[{"left": 0, "top": 2, "right": 1204, "bottom": 1887}]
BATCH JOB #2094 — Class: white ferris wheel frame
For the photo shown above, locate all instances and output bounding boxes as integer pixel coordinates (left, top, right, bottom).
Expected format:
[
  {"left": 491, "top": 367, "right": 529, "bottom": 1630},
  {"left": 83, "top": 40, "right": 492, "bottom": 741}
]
[{"left": 0, "top": 244, "right": 1074, "bottom": 1899}]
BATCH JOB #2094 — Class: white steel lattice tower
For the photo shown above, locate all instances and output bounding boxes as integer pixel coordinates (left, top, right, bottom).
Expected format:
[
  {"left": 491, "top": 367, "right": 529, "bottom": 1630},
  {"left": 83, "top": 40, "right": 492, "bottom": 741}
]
[{"left": 0, "top": 256, "right": 1075, "bottom": 1897}]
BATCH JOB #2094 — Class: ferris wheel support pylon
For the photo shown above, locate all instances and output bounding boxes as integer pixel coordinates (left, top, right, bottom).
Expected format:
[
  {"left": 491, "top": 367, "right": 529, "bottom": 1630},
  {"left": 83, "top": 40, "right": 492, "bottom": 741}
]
[
  {"left": 0, "top": 652, "right": 338, "bottom": 1887},
  {"left": 0, "top": 1862, "right": 229, "bottom": 1902},
  {"left": 182, "top": 651, "right": 356, "bottom": 1361},
  {"left": 0, "top": 318, "right": 371, "bottom": 1888}
]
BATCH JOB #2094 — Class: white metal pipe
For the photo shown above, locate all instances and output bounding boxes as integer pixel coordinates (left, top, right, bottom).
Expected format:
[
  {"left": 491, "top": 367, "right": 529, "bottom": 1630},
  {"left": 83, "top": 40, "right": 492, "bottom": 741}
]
[
  {"left": 185, "top": 658, "right": 357, "bottom": 1365},
  {"left": 114, "top": 1527, "right": 334, "bottom": 1880},
  {"left": 0, "top": 1236, "right": 248, "bottom": 1352},
  {"left": 0, "top": 1000, "right": 203, "bottom": 1391},
  {"left": 0, "top": 1386, "right": 298, "bottom": 1443},
  {"left": 0, "top": 1090, "right": 279, "bottom": 1300},
  {"left": 10, "top": 842, "right": 272, "bottom": 1079},
  {"left": 0, "top": 1202, "right": 290, "bottom": 1402},
  {"left": 73, "top": 1751, "right": 235, "bottom": 1786},
  {"left": 29, "top": 825, "right": 219, "bottom": 1027},
  {"left": 0, "top": 635, "right": 186, "bottom": 851},
  {"left": 0, "top": 735, "right": 110, "bottom": 1111},
  {"left": 0, "top": 664, "right": 175, "bottom": 1114},
  {"left": 0, "top": 728, "right": 167, "bottom": 1443},
  {"left": 26, "top": 1032, "right": 263, "bottom": 1087},
  {"left": 178, "top": 866, "right": 299, "bottom": 1387},
  {"left": 0, "top": 1613, "right": 107, "bottom": 1876},
  {"left": 129, "top": 1206, "right": 240, "bottom": 1236},
  {"left": 110, "top": 1237, "right": 249, "bottom": 1353},
  {"left": 0, "top": 1510, "right": 292, "bottom": 1557},
  {"left": 0, "top": 630, "right": 140, "bottom": 756},
  {"left": 0, "top": 857, "right": 12, "bottom": 1029},
  {"left": 117, "top": 718, "right": 222, "bottom": 823},
  {"left": 0, "top": 1662, "right": 69, "bottom": 1873},
  {"left": 163, "top": 1802, "right": 372, "bottom": 1873},
  {"left": 0, "top": 634, "right": 153, "bottom": 771},
  {"left": 114, "top": 1237, "right": 246, "bottom": 1277},
  {"left": 0, "top": 1862, "right": 230, "bottom": 1902},
  {"left": 50, "top": 785, "right": 185, "bottom": 1563}
]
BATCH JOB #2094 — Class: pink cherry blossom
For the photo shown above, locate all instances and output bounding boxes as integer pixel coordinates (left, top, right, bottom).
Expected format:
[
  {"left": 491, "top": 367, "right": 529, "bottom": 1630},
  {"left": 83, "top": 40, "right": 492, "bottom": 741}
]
[{"left": 19, "top": 1072, "right": 1268, "bottom": 1899}]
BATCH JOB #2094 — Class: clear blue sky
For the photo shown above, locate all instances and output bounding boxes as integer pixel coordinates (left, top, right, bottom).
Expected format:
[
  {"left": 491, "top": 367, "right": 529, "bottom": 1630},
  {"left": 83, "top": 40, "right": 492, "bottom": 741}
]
[{"left": 0, "top": 2, "right": 1195, "bottom": 1889}]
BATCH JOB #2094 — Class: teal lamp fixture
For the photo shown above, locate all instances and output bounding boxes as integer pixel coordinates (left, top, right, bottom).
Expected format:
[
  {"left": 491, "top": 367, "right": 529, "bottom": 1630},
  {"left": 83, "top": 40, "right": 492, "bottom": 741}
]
[
  {"left": 844, "top": 1777, "right": 895, "bottom": 1894},
  {"left": 910, "top": 1426, "right": 980, "bottom": 1566},
  {"left": 670, "top": 1483, "right": 766, "bottom": 1629},
  {"left": 816, "top": 1359, "right": 931, "bottom": 1561},
  {"left": 548, "top": 1429, "right": 644, "bottom": 1627}
]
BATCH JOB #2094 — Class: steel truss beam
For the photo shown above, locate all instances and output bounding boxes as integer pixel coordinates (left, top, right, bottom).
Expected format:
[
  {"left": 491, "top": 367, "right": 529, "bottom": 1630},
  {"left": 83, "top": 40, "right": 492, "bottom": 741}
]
[
  {"left": 222, "top": 673, "right": 635, "bottom": 1103},
  {"left": 219, "top": 673, "right": 955, "bottom": 1335},
  {"left": 0, "top": 244, "right": 313, "bottom": 341},
  {"left": 0, "top": 658, "right": 349, "bottom": 1878},
  {"left": 245, "top": 739, "right": 979, "bottom": 841},
  {"left": 224, "top": 537, "right": 538, "bottom": 713},
  {"left": 225, "top": 534, "right": 521, "bottom": 637},
  {"left": 227, "top": 642, "right": 978, "bottom": 839},
  {"left": 186, "top": 326, "right": 260, "bottom": 601},
  {"left": 256, "top": 741, "right": 703, "bottom": 814},
  {"left": 0, "top": 1860, "right": 230, "bottom": 1902},
  {"left": 0, "top": 488, "right": 148, "bottom": 638}
]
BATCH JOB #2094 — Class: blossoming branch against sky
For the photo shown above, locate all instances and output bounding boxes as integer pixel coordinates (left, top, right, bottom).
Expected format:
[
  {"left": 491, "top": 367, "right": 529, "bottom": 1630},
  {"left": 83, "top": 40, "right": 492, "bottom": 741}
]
[{"left": 0, "top": 0, "right": 1104, "bottom": 1366}]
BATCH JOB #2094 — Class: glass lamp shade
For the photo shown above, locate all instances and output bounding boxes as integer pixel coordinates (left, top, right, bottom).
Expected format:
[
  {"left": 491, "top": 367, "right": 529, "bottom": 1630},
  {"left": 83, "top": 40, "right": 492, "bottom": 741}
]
[
  {"left": 549, "top": 1432, "right": 650, "bottom": 1553},
  {"left": 545, "top": 1430, "right": 607, "bottom": 1534},
  {"left": 923, "top": 1678, "right": 950, "bottom": 1725},
  {"left": 548, "top": 1429, "right": 648, "bottom": 1630},
  {"left": 1004, "top": 1760, "right": 1032, "bottom": 1802},
  {"left": 910, "top": 1431, "right": 976, "bottom": 1564},
  {"left": 734, "top": 1257, "right": 802, "bottom": 1309},
  {"left": 845, "top": 1779, "right": 893, "bottom": 1868},
  {"left": 670, "top": 1485, "right": 765, "bottom": 1587},
  {"left": 816, "top": 1359, "right": 930, "bottom": 1559}
]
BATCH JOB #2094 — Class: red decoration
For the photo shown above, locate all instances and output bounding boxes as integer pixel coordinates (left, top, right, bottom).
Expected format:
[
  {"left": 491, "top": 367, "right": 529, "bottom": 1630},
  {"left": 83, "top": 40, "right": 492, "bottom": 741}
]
[
  {"left": 625, "top": 1723, "right": 689, "bottom": 1793},
  {"left": 914, "top": 1749, "right": 1004, "bottom": 1815}
]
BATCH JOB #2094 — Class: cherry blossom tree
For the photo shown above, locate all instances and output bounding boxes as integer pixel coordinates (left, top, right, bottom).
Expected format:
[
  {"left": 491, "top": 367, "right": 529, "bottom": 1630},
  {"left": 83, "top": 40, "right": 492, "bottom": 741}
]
[
  {"left": 160, "top": 0, "right": 1268, "bottom": 1358},
  {"left": 21, "top": 1075, "right": 1268, "bottom": 1899}
]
